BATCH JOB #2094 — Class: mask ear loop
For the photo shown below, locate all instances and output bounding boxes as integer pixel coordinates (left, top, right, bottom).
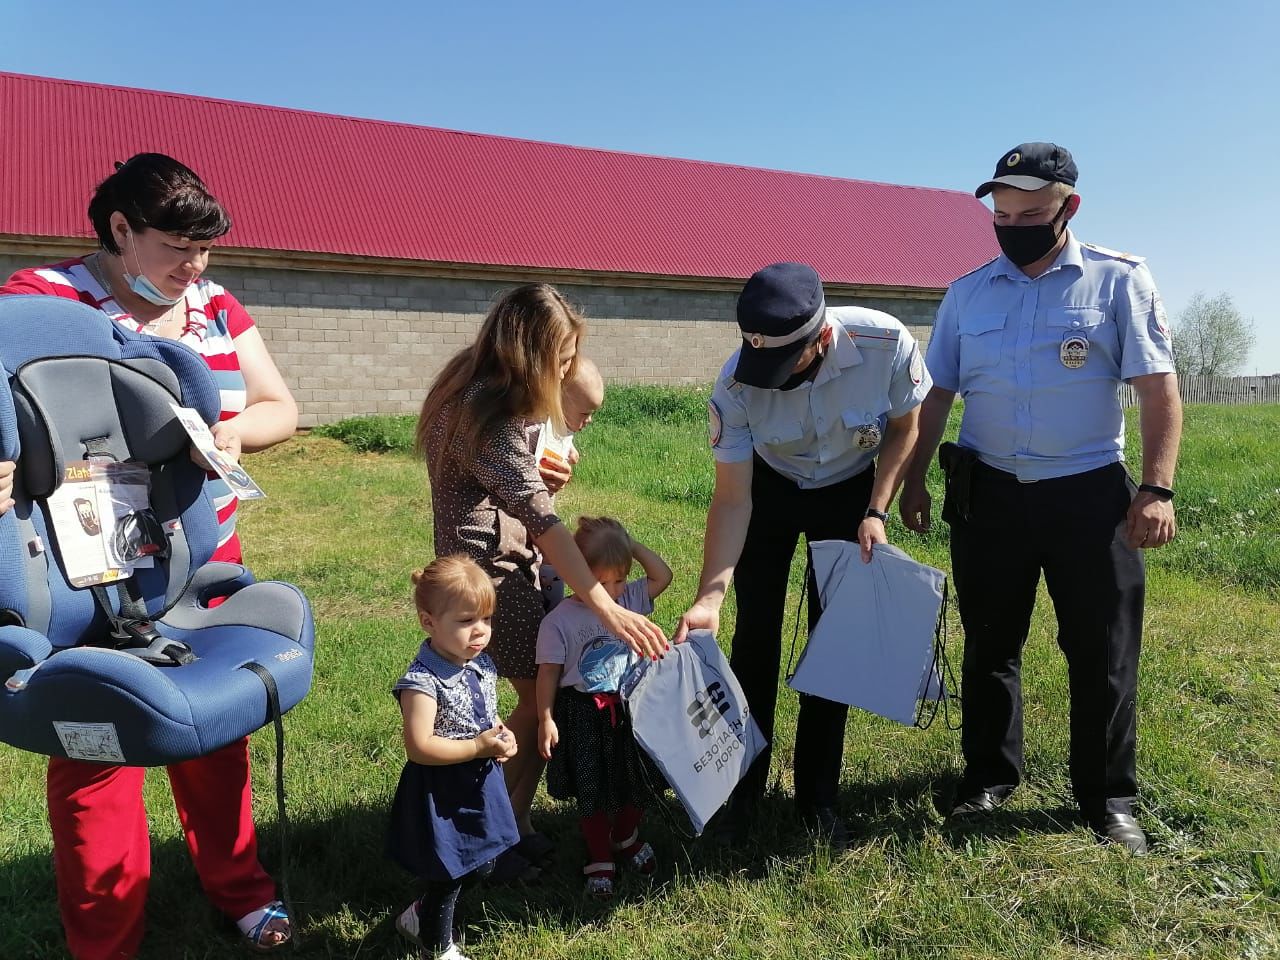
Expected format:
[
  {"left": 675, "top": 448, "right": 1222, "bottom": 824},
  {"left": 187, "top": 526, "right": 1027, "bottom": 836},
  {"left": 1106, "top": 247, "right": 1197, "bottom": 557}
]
[
  {"left": 124, "top": 229, "right": 144, "bottom": 283},
  {"left": 1053, "top": 194, "right": 1075, "bottom": 236}
]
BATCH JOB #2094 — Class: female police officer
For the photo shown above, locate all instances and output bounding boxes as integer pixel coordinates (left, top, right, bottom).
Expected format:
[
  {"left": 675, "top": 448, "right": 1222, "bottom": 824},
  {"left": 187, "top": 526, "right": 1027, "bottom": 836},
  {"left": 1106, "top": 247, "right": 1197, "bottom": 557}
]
[{"left": 674, "top": 261, "right": 930, "bottom": 846}]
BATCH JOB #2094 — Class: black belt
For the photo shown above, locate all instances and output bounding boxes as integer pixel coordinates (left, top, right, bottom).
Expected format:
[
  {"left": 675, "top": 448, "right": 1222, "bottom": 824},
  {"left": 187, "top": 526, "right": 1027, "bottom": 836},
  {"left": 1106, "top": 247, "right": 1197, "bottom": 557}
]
[{"left": 751, "top": 453, "right": 873, "bottom": 489}]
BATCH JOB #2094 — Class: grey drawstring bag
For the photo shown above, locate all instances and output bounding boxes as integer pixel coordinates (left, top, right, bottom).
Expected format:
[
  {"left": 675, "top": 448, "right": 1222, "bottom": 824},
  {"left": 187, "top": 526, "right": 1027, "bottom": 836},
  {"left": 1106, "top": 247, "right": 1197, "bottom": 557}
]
[
  {"left": 621, "top": 629, "right": 767, "bottom": 835},
  {"left": 789, "top": 541, "right": 951, "bottom": 727}
]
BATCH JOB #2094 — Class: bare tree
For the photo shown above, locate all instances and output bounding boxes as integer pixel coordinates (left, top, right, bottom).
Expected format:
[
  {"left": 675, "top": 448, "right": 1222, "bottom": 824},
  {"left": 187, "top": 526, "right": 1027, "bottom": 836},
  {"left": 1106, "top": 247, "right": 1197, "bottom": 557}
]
[{"left": 1171, "top": 291, "right": 1255, "bottom": 377}]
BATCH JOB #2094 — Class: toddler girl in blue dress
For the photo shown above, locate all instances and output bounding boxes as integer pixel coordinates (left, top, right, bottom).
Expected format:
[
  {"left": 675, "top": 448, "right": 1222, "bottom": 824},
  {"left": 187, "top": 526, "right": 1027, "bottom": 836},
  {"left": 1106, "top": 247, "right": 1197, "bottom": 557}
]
[{"left": 388, "top": 556, "right": 520, "bottom": 960}]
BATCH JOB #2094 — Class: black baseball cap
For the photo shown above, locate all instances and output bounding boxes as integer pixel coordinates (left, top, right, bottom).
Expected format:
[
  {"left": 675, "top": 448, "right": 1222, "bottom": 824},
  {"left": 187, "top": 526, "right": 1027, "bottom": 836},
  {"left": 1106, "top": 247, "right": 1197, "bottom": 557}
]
[
  {"left": 733, "top": 262, "right": 827, "bottom": 389},
  {"left": 975, "top": 142, "right": 1077, "bottom": 198}
]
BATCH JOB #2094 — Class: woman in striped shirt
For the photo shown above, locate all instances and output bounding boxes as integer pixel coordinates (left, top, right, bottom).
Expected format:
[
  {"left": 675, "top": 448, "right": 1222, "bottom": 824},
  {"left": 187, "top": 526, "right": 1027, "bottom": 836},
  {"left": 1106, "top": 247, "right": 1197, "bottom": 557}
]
[{"left": 0, "top": 154, "right": 298, "bottom": 960}]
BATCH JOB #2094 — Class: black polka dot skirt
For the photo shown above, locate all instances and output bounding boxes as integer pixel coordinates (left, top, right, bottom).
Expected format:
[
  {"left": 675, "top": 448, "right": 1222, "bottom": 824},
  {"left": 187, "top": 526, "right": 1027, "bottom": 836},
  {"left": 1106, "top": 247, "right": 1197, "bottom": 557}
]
[{"left": 546, "top": 687, "right": 665, "bottom": 816}]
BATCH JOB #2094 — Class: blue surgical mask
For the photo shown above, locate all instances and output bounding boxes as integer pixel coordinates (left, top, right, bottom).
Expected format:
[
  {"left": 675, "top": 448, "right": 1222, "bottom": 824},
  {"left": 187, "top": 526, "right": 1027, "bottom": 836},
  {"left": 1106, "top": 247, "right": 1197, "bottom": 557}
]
[{"left": 123, "top": 231, "right": 184, "bottom": 306}]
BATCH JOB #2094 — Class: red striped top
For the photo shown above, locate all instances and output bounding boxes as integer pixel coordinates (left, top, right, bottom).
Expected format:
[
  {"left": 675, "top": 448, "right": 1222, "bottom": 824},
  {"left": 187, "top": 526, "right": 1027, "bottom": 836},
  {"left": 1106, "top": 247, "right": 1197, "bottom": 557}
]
[{"left": 1, "top": 258, "right": 253, "bottom": 558}]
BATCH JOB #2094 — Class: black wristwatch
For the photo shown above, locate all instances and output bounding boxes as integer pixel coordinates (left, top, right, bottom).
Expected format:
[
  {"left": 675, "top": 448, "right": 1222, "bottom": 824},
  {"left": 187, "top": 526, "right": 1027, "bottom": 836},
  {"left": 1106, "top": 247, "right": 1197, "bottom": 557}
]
[
  {"left": 1138, "top": 483, "right": 1175, "bottom": 501},
  {"left": 864, "top": 507, "right": 890, "bottom": 523}
]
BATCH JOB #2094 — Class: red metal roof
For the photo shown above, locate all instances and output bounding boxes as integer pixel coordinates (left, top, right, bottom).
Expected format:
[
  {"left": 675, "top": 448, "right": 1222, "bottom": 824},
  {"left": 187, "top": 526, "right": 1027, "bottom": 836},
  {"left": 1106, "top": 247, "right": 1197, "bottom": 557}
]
[{"left": 0, "top": 72, "right": 996, "bottom": 288}]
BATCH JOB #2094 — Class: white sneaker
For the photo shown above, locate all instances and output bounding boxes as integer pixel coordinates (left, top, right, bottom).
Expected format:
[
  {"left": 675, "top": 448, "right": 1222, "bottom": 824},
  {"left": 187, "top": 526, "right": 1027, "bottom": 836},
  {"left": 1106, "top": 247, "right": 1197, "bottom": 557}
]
[
  {"left": 394, "top": 898, "right": 421, "bottom": 945},
  {"left": 435, "top": 943, "right": 474, "bottom": 960}
]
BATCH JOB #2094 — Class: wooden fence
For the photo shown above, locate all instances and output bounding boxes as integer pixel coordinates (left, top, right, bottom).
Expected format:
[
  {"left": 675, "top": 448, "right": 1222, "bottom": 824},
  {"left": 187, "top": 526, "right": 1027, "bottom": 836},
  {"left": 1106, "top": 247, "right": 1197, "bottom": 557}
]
[{"left": 1120, "top": 376, "right": 1280, "bottom": 407}]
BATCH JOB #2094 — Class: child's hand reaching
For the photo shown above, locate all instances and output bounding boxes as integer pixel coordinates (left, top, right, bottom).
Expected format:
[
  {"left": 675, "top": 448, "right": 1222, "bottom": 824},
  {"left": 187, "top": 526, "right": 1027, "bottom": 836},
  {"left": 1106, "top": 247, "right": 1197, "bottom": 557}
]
[
  {"left": 475, "top": 724, "right": 518, "bottom": 763},
  {"left": 538, "top": 717, "right": 559, "bottom": 761}
]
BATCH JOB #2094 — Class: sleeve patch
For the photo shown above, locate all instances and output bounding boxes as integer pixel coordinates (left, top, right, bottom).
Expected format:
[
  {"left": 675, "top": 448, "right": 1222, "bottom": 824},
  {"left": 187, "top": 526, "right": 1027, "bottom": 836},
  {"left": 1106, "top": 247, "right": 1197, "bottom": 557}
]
[
  {"left": 1152, "top": 292, "right": 1169, "bottom": 334},
  {"left": 910, "top": 345, "right": 924, "bottom": 384},
  {"left": 707, "top": 399, "right": 724, "bottom": 448}
]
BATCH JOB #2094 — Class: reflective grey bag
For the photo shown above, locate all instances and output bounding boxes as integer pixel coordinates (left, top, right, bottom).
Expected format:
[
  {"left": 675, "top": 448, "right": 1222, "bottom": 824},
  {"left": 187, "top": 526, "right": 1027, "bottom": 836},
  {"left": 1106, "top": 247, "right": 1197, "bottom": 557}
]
[
  {"left": 789, "top": 541, "right": 949, "bottom": 727},
  {"left": 621, "top": 629, "right": 767, "bottom": 835}
]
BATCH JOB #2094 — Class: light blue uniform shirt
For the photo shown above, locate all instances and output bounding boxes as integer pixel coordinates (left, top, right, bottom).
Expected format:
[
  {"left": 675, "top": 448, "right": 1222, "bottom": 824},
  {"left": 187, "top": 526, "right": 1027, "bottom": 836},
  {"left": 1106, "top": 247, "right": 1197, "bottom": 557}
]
[
  {"left": 925, "top": 233, "right": 1175, "bottom": 481},
  {"left": 710, "top": 307, "right": 931, "bottom": 489}
]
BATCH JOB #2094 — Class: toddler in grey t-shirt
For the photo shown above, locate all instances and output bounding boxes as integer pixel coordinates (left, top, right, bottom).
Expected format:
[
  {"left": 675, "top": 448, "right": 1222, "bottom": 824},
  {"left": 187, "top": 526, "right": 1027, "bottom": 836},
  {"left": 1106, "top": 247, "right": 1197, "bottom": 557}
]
[{"left": 533, "top": 516, "right": 672, "bottom": 898}]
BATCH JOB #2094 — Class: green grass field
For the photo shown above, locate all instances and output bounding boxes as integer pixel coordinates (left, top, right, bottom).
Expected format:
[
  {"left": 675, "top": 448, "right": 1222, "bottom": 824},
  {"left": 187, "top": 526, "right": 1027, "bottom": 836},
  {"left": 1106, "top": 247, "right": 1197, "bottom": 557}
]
[{"left": 2, "top": 392, "right": 1278, "bottom": 959}]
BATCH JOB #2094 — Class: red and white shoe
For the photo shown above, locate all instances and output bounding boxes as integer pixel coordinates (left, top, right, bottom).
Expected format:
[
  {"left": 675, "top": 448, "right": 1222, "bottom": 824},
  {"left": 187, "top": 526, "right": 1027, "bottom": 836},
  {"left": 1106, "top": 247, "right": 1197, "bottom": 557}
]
[
  {"left": 613, "top": 829, "right": 657, "bottom": 875},
  {"left": 583, "top": 861, "right": 616, "bottom": 899}
]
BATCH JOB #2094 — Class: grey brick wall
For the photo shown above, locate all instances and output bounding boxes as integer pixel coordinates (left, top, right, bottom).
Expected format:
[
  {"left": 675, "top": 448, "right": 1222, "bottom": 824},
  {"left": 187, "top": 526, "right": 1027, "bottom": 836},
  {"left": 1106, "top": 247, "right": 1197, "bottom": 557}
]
[{"left": 0, "top": 253, "right": 938, "bottom": 427}]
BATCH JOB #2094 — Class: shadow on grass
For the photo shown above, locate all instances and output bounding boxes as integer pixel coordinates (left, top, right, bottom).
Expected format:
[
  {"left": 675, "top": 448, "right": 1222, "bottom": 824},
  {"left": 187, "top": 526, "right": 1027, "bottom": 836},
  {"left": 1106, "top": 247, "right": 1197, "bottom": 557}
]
[
  {"left": 0, "top": 821, "right": 268, "bottom": 960},
  {"left": 0, "top": 843, "right": 63, "bottom": 960},
  {"left": 938, "top": 804, "right": 1086, "bottom": 845},
  {"left": 920, "top": 775, "right": 1088, "bottom": 847},
  {"left": 1, "top": 773, "right": 1097, "bottom": 959},
  {"left": 293, "top": 773, "right": 995, "bottom": 954},
  {"left": 0, "top": 799, "right": 700, "bottom": 959}
]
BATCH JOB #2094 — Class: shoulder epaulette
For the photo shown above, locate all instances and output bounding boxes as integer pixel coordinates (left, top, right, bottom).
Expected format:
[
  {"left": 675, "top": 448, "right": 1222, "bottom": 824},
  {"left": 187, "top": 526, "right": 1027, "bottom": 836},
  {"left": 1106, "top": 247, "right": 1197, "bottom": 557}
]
[
  {"left": 840, "top": 321, "right": 900, "bottom": 350},
  {"left": 833, "top": 308, "right": 903, "bottom": 347},
  {"left": 950, "top": 255, "right": 1000, "bottom": 284},
  {"left": 1080, "top": 242, "right": 1145, "bottom": 264}
]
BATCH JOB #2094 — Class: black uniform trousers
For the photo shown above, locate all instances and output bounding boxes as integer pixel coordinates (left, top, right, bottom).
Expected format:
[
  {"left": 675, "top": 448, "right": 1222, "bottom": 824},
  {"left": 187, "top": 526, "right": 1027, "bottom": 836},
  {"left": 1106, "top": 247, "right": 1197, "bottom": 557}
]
[
  {"left": 945, "top": 460, "right": 1145, "bottom": 821},
  {"left": 728, "top": 456, "right": 874, "bottom": 813}
]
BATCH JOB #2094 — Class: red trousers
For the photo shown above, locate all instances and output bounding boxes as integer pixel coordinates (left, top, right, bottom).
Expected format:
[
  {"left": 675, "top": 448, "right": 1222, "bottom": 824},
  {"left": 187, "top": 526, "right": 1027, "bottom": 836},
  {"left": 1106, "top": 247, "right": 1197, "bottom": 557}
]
[
  {"left": 46, "top": 738, "right": 276, "bottom": 960},
  {"left": 46, "top": 530, "right": 274, "bottom": 960}
]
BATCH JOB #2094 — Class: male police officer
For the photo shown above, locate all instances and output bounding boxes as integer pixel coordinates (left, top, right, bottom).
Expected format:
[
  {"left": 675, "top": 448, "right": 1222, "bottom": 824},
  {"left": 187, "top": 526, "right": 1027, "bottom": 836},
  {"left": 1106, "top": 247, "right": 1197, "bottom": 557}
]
[
  {"left": 675, "top": 262, "right": 930, "bottom": 845},
  {"left": 899, "top": 143, "right": 1181, "bottom": 855}
]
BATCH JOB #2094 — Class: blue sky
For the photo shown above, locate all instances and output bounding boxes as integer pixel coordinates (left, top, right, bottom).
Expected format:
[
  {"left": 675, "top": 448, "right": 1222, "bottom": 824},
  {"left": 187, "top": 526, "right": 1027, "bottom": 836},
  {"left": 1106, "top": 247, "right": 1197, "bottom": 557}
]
[{"left": 6, "top": 0, "right": 1277, "bottom": 370}]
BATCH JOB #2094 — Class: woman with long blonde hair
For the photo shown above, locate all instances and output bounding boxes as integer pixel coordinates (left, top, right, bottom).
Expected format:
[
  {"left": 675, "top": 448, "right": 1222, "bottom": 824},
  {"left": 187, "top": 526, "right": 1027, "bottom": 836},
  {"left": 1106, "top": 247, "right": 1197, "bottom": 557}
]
[{"left": 415, "top": 283, "right": 666, "bottom": 880}]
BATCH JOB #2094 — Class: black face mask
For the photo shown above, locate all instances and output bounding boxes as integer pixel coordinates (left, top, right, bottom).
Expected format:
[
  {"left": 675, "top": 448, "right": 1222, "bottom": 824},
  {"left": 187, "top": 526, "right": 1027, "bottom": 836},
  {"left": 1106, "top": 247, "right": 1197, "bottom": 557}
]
[
  {"left": 993, "top": 196, "right": 1072, "bottom": 267},
  {"left": 778, "top": 342, "right": 825, "bottom": 390}
]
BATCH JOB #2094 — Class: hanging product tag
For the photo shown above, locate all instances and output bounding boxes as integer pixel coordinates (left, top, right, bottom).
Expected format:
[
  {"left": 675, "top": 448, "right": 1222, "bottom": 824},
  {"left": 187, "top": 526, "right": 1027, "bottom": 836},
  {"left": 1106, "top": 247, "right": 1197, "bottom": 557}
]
[
  {"left": 92, "top": 460, "right": 163, "bottom": 571},
  {"left": 46, "top": 460, "right": 163, "bottom": 587},
  {"left": 168, "top": 403, "right": 267, "bottom": 500}
]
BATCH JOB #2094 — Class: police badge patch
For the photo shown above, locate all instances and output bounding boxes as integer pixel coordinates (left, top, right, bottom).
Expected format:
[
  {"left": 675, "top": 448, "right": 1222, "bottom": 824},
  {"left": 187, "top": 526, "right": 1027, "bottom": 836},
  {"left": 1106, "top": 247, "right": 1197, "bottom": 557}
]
[
  {"left": 1060, "top": 332, "right": 1090, "bottom": 369},
  {"left": 707, "top": 399, "right": 723, "bottom": 448},
  {"left": 855, "top": 422, "right": 882, "bottom": 450}
]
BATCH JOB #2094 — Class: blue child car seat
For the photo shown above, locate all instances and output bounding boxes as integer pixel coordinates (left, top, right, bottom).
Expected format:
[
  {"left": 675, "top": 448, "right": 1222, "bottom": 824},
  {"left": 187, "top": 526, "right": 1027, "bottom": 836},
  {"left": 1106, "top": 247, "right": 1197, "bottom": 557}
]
[{"left": 0, "top": 294, "right": 314, "bottom": 767}]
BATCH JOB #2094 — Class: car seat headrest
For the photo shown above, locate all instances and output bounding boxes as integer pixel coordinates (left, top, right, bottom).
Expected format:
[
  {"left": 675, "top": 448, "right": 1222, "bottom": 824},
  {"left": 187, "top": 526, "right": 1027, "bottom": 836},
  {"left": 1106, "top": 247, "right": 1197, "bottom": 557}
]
[{"left": 12, "top": 356, "right": 193, "bottom": 498}]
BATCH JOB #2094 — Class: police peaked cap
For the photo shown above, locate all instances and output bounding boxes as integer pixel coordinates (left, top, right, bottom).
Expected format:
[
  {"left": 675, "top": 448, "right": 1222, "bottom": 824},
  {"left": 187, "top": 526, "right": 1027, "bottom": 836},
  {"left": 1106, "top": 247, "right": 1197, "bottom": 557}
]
[
  {"left": 733, "top": 262, "right": 826, "bottom": 389},
  {"left": 976, "top": 142, "right": 1078, "bottom": 197}
]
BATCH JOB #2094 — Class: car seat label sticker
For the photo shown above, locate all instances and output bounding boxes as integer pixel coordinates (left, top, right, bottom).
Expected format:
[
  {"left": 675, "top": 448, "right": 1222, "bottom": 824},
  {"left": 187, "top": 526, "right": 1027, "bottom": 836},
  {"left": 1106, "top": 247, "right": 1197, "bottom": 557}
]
[{"left": 53, "top": 721, "right": 126, "bottom": 763}]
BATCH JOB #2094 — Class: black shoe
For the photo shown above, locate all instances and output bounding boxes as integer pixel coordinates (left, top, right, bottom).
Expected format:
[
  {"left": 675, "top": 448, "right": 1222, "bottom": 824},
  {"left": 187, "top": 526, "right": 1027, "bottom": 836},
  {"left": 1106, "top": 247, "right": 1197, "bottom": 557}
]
[
  {"left": 489, "top": 846, "right": 541, "bottom": 884},
  {"left": 701, "top": 813, "right": 735, "bottom": 848},
  {"left": 948, "top": 787, "right": 1012, "bottom": 820},
  {"left": 514, "top": 831, "right": 556, "bottom": 865},
  {"left": 702, "top": 803, "right": 754, "bottom": 849},
  {"left": 798, "top": 806, "right": 851, "bottom": 852},
  {"left": 1091, "top": 813, "right": 1148, "bottom": 856}
]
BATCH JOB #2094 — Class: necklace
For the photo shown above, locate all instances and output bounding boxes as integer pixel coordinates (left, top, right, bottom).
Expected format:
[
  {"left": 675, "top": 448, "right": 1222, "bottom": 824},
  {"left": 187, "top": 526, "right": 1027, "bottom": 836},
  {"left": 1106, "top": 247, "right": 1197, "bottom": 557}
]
[{"left": 84, "top": 252, "right": 112, "bottom": 296}]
